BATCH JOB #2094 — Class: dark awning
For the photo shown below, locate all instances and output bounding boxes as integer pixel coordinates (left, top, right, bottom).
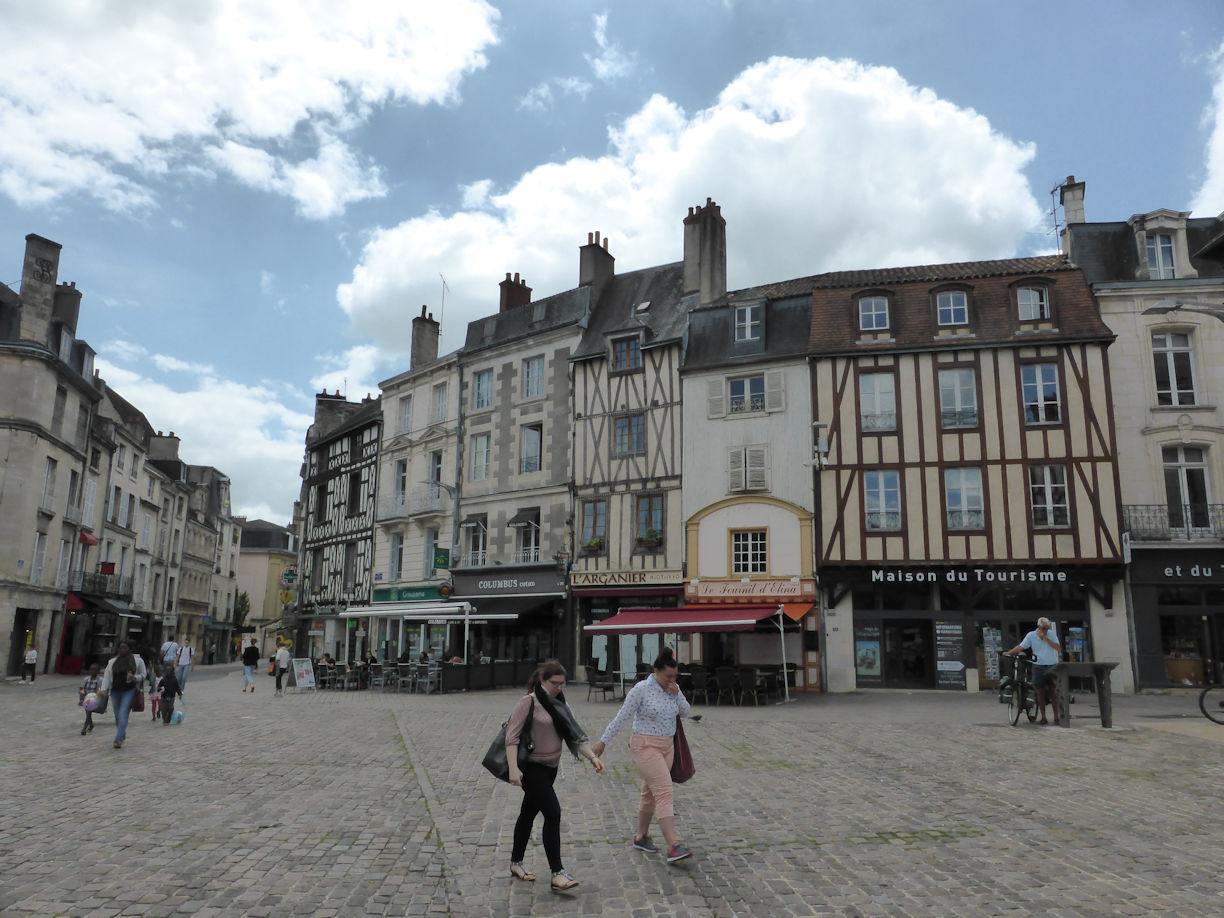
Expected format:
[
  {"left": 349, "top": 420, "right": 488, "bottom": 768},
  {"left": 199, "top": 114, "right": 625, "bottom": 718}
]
[
  {"left": 460, "top": 514, "right": 487, "bottom": 528},
  {"left": 506, "top": 508, "right": 539, "bottom": 528},
  {"left": 94, "top": 598, "right": 133, "bottom": 615},
  {"left": 584, "top": 605, "right": 780, "bottom": 634}
]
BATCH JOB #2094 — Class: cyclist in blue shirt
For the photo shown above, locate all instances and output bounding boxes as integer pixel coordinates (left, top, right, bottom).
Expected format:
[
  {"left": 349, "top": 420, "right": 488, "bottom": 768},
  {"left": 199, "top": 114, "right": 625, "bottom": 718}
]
[{"left": 1006, "top": 617, "right": 1060, "bottom": 724}]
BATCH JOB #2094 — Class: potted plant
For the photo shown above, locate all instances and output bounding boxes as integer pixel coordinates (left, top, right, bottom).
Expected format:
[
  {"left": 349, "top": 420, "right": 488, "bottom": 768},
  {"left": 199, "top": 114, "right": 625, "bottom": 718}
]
[
  {"left": 636, "top": 528, "right": 662, "bottom": 549},
  {"left": 581, "top": 537, "right": 604, "bottom": 554}
]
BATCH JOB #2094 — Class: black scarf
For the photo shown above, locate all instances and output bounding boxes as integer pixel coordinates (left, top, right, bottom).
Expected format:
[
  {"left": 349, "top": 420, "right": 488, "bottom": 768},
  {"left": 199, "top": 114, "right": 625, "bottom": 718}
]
[{"left": 533, "top": 685, "right": 589, "bottom": 760}]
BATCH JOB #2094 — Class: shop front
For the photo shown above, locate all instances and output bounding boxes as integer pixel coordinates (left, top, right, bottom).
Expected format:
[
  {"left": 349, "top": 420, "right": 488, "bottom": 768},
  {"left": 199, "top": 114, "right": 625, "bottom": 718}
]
[
  {"left": 1129, "top": 548, "right": 1224, "bottom": 688},
  {"left": 827, "top": 563, "right": 1120, "bottom": 692},
  {"left": 451, "top": 566, "right": 567, "bottom": 665},
  {"left": 573, "top": 569, "right": 683, "bottom": 674}
]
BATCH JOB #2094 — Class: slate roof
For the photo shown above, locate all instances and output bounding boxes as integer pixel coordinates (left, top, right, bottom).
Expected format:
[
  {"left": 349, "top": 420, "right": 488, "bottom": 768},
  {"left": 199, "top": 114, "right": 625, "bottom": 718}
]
[
  {"left": 571, "top": 261, "right": 688, "bottom": 361},
  {"left": 683, "top": 294, "right": 814, "bottom": 372},
  {"left": 1067, "top": 217, "right": 1224, "bottom": 284},
  {"left": 463, "top": 285, "right": 590, "bottom": 354}
]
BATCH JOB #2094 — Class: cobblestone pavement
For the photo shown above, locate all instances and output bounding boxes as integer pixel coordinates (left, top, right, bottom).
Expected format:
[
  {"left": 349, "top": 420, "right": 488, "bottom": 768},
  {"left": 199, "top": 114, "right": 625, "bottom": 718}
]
[{"left": 2, "top": 667, "right": 1222, "bottom": 917}]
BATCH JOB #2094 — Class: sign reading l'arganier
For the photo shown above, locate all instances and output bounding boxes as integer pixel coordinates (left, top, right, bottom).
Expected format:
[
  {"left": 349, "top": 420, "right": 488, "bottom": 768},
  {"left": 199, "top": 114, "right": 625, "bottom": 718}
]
[{"left": 871, "top": 568, "right": 1069, "bottom": 583}]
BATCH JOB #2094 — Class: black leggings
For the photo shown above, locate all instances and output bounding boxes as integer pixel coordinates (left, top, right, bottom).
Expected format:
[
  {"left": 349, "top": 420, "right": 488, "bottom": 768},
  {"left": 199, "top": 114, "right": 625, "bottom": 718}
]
[
  {"left": 512, "top": 762, "right": 563, "bottom": 872},
  {"left": 276, "top": 667, "right": 286, "bottom": 691}
]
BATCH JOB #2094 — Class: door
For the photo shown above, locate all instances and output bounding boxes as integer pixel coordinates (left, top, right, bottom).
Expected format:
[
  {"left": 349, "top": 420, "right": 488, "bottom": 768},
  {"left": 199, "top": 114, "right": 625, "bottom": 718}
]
[
  {"left": 8, "top": 608, "right": 37, "bottom": 677},
  {"left": 882, "top": 620, "right": 934, "bottom": 688}
]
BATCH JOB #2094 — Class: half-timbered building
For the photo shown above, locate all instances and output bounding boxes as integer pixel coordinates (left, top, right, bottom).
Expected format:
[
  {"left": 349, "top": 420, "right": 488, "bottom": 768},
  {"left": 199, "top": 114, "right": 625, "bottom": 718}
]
[
  {"left": 1061, "top": 177, "right": 1224, "bottom": 689},
  {"left": 569, "top": 231, "right": 687, "bottom": 673},
  {"left": 809, "top": 256, "right": 1128, "bottom": 692},
  {"left": 296, "top": 390, "right": 381, "bottom": 661}
]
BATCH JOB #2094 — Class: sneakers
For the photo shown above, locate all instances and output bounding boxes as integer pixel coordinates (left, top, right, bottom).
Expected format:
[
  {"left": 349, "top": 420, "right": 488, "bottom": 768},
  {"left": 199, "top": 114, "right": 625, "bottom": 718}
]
[
  {"left": 632, "top": 835, "right": 658, "bottom": 853},
  {"left": 666, "top": 844, "right": 692, "bottom": 864},
  {"left": 550, "top": 870, "right": 579, "bottom": 891}
]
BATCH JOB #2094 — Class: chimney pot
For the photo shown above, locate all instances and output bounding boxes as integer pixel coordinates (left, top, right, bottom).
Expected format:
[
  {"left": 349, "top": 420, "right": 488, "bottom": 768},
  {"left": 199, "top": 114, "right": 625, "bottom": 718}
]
[
  {"left": 588, "top": 232, "right": 594, "bottom": 244},
  {"left": 594, "top": 231, "right": 601, "bottom": 245}
]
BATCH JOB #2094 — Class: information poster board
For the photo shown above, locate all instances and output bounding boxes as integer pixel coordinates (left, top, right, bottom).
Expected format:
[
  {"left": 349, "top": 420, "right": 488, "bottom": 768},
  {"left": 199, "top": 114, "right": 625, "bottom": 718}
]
[
  {"left": 934, "top": 620, "right": 966, "bottom": 690},
  {"left": 291, "top": 658, "right": 316, "bottom": 692},
  {"left": 854, "top": 623, "right": 882, "bottom": 688}
]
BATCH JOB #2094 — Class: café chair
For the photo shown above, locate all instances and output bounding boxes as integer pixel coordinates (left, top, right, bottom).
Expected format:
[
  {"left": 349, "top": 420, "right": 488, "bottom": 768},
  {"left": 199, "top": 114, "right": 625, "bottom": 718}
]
[
  {"left": 585, "top": 665, "right": 617, "bottom": 702},
  {"left": 713, "top": 667, "right": 740, "bottom": 706},
  {"left": 738, "top": 667, "right": 764, "bottom": 706},
  {"left": 689, "top": 667, "right": 710, "bottom": 705}
]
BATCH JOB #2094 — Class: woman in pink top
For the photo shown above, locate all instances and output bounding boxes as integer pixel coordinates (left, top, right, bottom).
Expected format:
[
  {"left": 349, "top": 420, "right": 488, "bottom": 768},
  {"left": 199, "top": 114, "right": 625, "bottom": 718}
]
[{"left": 505, "top": 660, "right": 603, "bottom": 890}]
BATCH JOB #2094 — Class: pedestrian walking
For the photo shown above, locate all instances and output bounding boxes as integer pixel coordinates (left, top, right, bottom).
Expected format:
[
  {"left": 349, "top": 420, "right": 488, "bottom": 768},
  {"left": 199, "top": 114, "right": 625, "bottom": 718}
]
[
  {"left": 22, "top": 645, "right": 37, "bottom": 683},
  {"left": 148, "top": 665, "right": 164, "bottom": 721},
  {"left": 78, "top": 664, "right": 102, "bottom": 735},
  {"left": 241, "top": 638, "right": 260, "bottom": 693},
  {"left": 504, "top": 660, "right": 604, "bottom": 891},
  {"left": 100, "top": 641, "right": 147, "bottom": 749},
  {"left": 274, "top": 644, "right": 291, "bottom": 696},
  {"left": 160, "top": 634, "right": 180, "bottom": 667},
  {"left": 159, "top": 666, "right": 183, "bottom": 724},
  {"left": 591, "top": 648, "right": 694, "bottom": 864},
  {"left": 175, "top": 638, "right": 194, "bottom": 690}
]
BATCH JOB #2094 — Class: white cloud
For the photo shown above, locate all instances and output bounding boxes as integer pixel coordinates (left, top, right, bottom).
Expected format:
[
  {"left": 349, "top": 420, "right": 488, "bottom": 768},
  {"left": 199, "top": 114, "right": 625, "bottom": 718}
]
[
  {"left": 310, "top": 345, "right": 388, "bottom": 403},
  {"left": 0, "top": 0, "right": 499, "bottom": 216},
  {"left": 461, "top": 179, "right": 495, "bottom": 209},
  {"left": 338, "top": 56, "right": 1043, "bottom": 355},
  {"left": 152, "top": 354, "right": 216, "bottom": 375},
  {"left": 1190, "top": 39, "right": 1224, "bottom": 215},
  {"left": 95, "top": 352, "right": 314, "bottom": 526},
  {"left": 519, "top": 82, "right": 554, "bottom": 112},
  {"left": 587, "top": 12, "right": 634, "bottom": 82}
]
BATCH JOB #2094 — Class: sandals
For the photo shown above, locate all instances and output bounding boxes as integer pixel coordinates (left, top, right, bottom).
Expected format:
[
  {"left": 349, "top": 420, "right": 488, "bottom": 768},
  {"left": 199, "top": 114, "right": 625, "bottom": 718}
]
[
  {"left": 509, "top": 862, "right": 535, "bottom": 882},
  {"left": 550, "top": 870, "right": 579, "bottom": 891}
]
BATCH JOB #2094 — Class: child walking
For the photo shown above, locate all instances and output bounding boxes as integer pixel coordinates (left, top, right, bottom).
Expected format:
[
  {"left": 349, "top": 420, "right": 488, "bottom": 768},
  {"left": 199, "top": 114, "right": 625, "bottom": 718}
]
[
  {"left": 149, "top": 664, "right": 164, "bottom": 721},
  {"left": 159, "top": 666, "right": 183, "bottom": 724},
  {"left": 78, "top": 664, "right": 102, "bottom": 735}
]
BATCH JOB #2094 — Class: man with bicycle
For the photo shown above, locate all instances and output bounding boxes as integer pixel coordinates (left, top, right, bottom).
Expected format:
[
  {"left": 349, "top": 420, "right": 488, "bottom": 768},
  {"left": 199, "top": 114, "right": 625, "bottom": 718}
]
[{"left": 1005, "top": 618, "right": 1061, "bottom": 725}]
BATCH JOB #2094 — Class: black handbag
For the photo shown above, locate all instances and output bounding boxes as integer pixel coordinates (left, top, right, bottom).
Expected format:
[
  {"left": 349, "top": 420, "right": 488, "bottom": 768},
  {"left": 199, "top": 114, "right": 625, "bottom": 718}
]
[{"left": 482, "top": 698, "right": 534, "bottom": 782}]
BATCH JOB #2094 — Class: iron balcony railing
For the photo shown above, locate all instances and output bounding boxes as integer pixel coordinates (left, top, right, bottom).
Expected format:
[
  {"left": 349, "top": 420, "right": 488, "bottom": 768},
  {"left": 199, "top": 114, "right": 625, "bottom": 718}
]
[
  {"left": 376, "top": 485, "right": 447, "bottom": 521},
  {"left": 1123, "top": 504, "right": 1224, "bottom": 541},
  {"left": 68, "top": 570, "right": 135, "bottom": 599}
]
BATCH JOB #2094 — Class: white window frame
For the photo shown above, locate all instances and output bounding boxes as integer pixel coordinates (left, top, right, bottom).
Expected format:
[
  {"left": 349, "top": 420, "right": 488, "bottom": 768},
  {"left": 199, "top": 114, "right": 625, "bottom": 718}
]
[
  {"left": 393, "top": 459, "right": 408, "bottom": 500},
  {"left": 708, "top": 370, "right": 785, "bottom": 418},
  {"left": 473, "top": 369, "right": 493, "bottom": 410},
  {"left": 729, "top": 446, "right": 769, "bottom": 492},
  {"left": 515, "top": 521, "right": 540, "bottom": 563},
  {"left": 858, "top": 296, "right": 889, "bottom": 331},
  {"left": 1146, "top": 233, "right": 1175, "bottom": 279},
  {"left": 471, "top": 434, "right": 490, "bottom": 481},
  {"left": 398, "top": 395, "right": 413, "bottom": 434},
  {"left": 1029, "top": 464, "right": 1069, "bottom": 528},
  {"left": 1021, "top": 364, "right": 1061, "bottom": 425},
  {"left": 731, "top": 530, "right": 768, "bottom": 574},
  {"left": 1152, "top": 332, "right": 1197, "bottom": 407},
  {"left": 522, "top": 356, "right": 544, "bottom": 399},
  {"left": 520, "top": 424, "right": 542, "bottom": 474},
  {"left": 734, "top": 304, "right": 764, "bottom": 342},
  {"left": 1163, "top": 445, "right": 1210, "bottom": 531},
  {"left": 728, "top": 375, "right": 766, "bottom": 414},
  {"left": 30, "top": 532, "right": 47, "bottom": 584},
  {"left": 389, "top": 532, "right": 403, "bottom": 581},
  {"left": 936, "top": 290, "right": 968, "bottom": 326},
  {"left": 466, "top": 521, "right": 488, "bottom": 566},
  {"left": 859, "top": 373, "right": 896, "bottom": 432},
  {"left": 939, "top": 367, "right": 978, "bottom": 428},
  {"left": 945, "top": 468, "right": 984, "bottom": 530},
  {"left": 1017, "top": 286, "right": 1050, "bottom": 321},
  {"left": 432, "top": 382, "right": 447, "bottom": 422},
  {"left": 864, "top": 470, "right": 901, "bottom": 531}
]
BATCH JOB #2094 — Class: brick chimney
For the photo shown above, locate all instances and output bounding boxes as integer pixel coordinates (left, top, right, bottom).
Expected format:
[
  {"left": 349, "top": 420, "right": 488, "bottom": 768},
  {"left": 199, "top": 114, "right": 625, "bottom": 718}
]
[
  {"left": 499, "top": 272, "right": 532, "bottom": 313},
  {"left": 411, "top": 304, "right": 440, "bottom": 369},
  {"left": 579, "top": 231, "right": 615, "bottom": 304},
  {"left": 19, "top": 233, "right": 61, "bottom": 343},
  {"left": 53, "top": 281, "right": 82, "bottom": 335},
  {"left": 683, "top": 198, "right": 727, "bottom": 305}
]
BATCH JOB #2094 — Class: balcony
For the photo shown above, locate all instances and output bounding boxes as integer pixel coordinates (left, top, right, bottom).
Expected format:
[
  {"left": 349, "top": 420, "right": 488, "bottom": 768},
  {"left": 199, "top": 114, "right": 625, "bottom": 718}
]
[
  {"left": 376, "top": 485, "right": 447, "bottom": 522},
  {"left": 1123, "top": 504, "right": 1224, "bottom": 542},
  {"left": 64, "top": 502, "right": 83, "bottom": 524},
  {"left": 69, "top": 570, "right": 135, "bottom": 600},
  {"left": 513, "top": 546, "right": 541, "bottom": 563}
]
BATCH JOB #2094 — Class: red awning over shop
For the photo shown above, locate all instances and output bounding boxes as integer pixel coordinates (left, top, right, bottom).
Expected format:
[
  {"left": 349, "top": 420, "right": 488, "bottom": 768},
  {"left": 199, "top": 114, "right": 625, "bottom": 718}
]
[
  {"left": 66, "top": 594, "right": 84, "bottom": 611},
  {"left": 78, "top": 531, "right": 99, "bottom": 545},
  {"left": 584, "top": 605, "right": 780, "bottom": 635}
]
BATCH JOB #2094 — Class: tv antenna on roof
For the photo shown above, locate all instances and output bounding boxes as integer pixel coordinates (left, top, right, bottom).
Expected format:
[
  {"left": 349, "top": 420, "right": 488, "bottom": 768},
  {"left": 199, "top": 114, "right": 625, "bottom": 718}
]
[
  {"left": 439, "top": 273, "right": 450, "bottom": 325},
  {"left": 1048, "top": 181, "right": 1064, "bottom": 240}
]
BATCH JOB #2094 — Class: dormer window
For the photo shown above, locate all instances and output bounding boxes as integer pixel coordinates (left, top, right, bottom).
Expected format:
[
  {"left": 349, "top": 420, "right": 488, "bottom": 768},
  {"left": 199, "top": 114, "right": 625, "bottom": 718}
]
[
  {"left": 936, "top": 290, "right": 969, "bottom": 326},
  {"left": 1146, "top": 234, "right": 1175, "bottom": 279},
  {"left": 1017, "top": 286, "right": 1050, "bottom": 321},
  {"left": 734, "top": 304, "right": 763, "bottom": 342},
  {"left": 858, "top": 296, "right": 889, "bottom": 331},
  {"left": 611, "top": 336, "right": 642, "bottom": 371}
]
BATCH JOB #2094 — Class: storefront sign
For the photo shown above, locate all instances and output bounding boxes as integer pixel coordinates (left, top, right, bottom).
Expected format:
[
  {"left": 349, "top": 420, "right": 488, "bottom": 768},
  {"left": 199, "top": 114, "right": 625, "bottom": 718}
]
[
  {"left": 870, "top": 567, "right": 1068, "bottom": 583},
  {"left": 935, "top": 620, "right": 966, "bottom": 690},
  {"left": 372, "top": 585, "right": 446, "bottom": 603},
  {"left": 686, "top": 579, "right": 815, "bottom": 600},
  {"left": 572, "top": 570, "right": 682, "bottom": 588},
  {"left": 1128, "top": 548, "right": 1224, "bottom": 584},
  {"left": 453, "top": 569, "right": 565, "bottom": 597}
]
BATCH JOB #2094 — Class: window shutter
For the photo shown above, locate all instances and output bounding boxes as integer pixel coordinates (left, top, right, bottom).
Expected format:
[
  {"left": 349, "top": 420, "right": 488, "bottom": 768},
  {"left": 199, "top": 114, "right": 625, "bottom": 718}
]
[
  {"left": 707, "top": 379, "right": 726, "bottom": 419},
  {"left": 765, "top": 370, "right": 785, "bottom": 411},
  {"left": 83, "top": 479, "right": 96, "bottom": 524},
  {"left": 746, "top": 446, "right": 769, "bottom": 490},
  {"left": 728, "top": 448, "right": 744, "bottom": 491}
]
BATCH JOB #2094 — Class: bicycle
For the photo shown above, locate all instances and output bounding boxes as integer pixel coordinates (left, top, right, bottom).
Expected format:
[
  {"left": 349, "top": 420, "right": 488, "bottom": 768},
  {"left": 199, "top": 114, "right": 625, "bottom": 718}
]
[
  {"left": 1199, "top": 683, "right": 1224, "bottom": 724},
  {"left": 997, "top": 651, "right": 1038, "bottom": 726}
]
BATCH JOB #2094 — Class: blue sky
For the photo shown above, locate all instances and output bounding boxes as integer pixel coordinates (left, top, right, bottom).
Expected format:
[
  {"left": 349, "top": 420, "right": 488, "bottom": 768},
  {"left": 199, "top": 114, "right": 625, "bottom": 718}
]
[{"left": 2, "top": 1, "right": 1221, "bottom": 526}]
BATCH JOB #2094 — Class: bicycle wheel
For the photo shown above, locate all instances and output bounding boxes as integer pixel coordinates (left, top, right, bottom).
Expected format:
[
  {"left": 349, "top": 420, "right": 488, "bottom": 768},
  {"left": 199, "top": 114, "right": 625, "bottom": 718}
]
[
  {"left": 1025, "top": 688, "right": 1038, "bottom": 723},
  {"left": 1008, "top": 689, "right": 1022, "bottom": 725},
  {"left": 1199, "top": 684, "right": 1224, "bottom": 724}
]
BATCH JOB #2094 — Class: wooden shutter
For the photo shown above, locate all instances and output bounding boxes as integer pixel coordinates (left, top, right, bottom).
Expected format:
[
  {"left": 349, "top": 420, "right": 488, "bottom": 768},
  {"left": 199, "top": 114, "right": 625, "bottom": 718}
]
[
  {"left": 707, "top": 379, "right": 726, "bottom": 419},
  {"left": 746, "top": 446, "right": 769, "bottom": 490},
  {"left": 728, "top": 448, "right": 744, "bottom": 491},
  {"left": 765, "top": 370, "right": 785, "bottom": 411}
]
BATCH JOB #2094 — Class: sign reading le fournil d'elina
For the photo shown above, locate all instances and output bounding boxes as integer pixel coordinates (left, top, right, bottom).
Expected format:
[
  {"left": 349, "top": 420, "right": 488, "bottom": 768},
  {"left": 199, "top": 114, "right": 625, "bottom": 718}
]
[{"left": 871, "top": 567, "right": 1069, "bottom": 584}]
